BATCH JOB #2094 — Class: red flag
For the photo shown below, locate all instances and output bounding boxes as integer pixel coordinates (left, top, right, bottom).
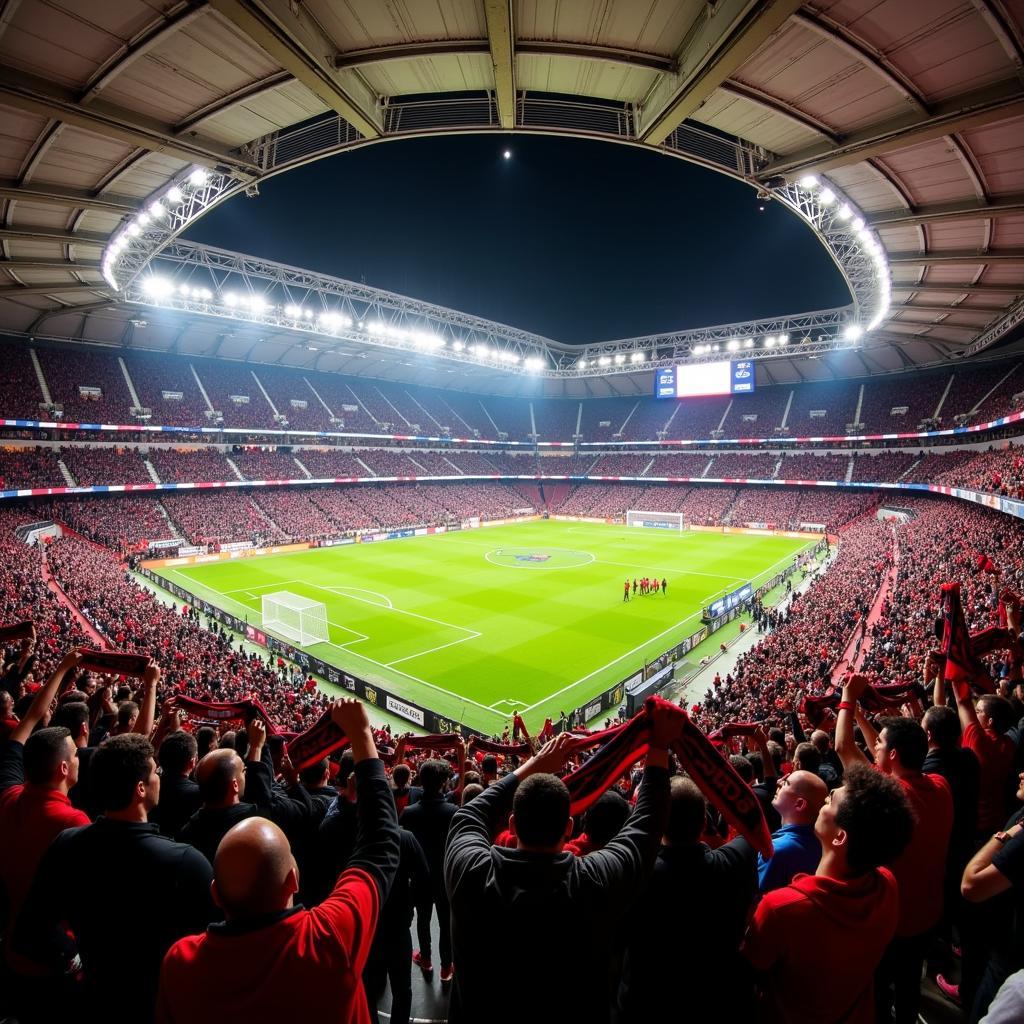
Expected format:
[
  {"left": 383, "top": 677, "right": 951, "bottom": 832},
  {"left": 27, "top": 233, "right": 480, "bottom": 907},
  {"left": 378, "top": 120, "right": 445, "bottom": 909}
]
[{"left": 941, "top": 582, "right": 987, "bottom": 701}]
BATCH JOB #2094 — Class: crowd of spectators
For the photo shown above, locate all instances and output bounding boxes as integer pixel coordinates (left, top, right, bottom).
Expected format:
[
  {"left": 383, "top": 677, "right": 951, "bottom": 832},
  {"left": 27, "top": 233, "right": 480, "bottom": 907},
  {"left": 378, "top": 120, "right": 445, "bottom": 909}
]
[
  {"left": 59, "top": 447, "right": 152, "bottom": 487},
  {"left": 161, "top": 492, "right": 290, "bottom": 546},
  {"left": 0, "top": 447, "right": 66, "bottom": 490},
  {"left": 2, "top": 471, "right": 1024, "bottom": 1024},
  {"left": 147, "top": 448, "right": 233, "bottom": 484},
  {"left": 49, "top": 498, "right": 175, "bottom": 551},
  {"left": 230, "top": 448, "right": 305, "bottom": 481}
]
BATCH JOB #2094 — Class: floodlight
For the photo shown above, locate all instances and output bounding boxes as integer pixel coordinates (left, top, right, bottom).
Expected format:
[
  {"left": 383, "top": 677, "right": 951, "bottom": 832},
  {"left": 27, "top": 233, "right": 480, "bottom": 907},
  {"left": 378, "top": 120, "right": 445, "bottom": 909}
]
[
  {"left": 743, "top": 339, "right": 753, "bottom": 349},
  {"left": 285, "top": 304, "right": 301, "bottom": 317},
  {"left": 136, "top": 211, "right": 150, "bottom": 227},
  {"left": 178, "top": 284, "right": 191, "bottom": 296},
  {"left": 196, "top": 287, "right": 212, "bottom": 300},
  {"left": 712, "top": 344, "right": 720, "bottom": 352},
  {"left": 578, "top": 359, "right": 587, "bottom": 369},
  {"left": 453, "top": 340, "right": 465, "bottom": 351},
  {"left": 148, "top": 201, "right": 166, "bottom": 219},
  {"left": 818, "top": 188, "right": 835, "bottom": 204},
  {"left": 503, "top": 150, "right": 511, "bottom": 159},
  {"left": 142, "top": 276, "right": 173, "bottom": 298},
  {"left": 727, "top": 339, "right": 739, "bottom": 352},
  {"left": 224, "top": 292, "right": 238, "bottom": 306},
  {"left": 126, "top": 222, "right": 141, "bottom": 236},
  {"left": 852, "top": 217, "right": 865, "bottom": 231},
  {"left": 166, "top": 186, "right": 184, "bottom": 204},
  {"left": 844, "top": 325, "right": 863, "bottom": 341},
  {"left": 799, "top": 175, "right": 819, "bottom": 189},
  {"left": 779, "top": 334, "right": 789, "bottom": 345},
  {"left": 630, "top": 352, "right": 645, "bottom": 363},
  {"left": 598, "top": 355, "right": 611, "bottom": 366},
  {"left": 525, "top": 357, "right": 544, "bottom": 371},
  {"left": 765, "top": 337, "right": 777, "bottom": 348},
  {"left": 188, "top": 168, "right": 209, "bottom": 187},
  {"left": 614, "top": 353, "right": 625, "bottom": 364}
]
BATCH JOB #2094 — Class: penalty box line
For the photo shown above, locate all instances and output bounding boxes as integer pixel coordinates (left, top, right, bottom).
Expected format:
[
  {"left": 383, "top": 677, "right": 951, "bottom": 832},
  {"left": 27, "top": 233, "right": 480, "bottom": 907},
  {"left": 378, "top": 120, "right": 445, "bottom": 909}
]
[{"left": 175, "top": 575, "right": 504, "bottom": 723}]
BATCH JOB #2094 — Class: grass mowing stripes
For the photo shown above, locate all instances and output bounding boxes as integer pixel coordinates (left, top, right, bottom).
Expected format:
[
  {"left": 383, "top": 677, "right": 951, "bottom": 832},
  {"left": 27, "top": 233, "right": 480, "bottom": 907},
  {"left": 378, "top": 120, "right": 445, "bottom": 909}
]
[{"left": 169, "top": 521, "right": 812, "bottom": 734}]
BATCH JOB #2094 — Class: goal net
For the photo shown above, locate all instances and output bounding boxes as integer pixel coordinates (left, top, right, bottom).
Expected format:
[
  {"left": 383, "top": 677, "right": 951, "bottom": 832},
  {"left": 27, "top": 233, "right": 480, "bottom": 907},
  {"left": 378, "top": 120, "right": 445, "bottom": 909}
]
[
  {"left": 626, "top": 510, "right": 686, "bottom": 532},
  {"left": 261, "top": 592, "right": 329, "bottom": 647}
]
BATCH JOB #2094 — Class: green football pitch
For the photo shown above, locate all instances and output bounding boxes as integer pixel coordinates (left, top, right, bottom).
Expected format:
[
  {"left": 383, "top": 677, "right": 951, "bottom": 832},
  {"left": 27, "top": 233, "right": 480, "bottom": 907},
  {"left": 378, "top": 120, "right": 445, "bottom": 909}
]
[{"left": 159, "top": 520, "right": 813, "bottom": 734}]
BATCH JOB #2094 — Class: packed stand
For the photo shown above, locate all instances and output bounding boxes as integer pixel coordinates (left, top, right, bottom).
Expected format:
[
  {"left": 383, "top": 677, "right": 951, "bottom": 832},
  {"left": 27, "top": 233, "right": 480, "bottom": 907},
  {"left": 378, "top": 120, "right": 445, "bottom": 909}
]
[
  {"left": 124, "top": 353, "right": 212, "bottom": 427},
  {"left": 296, "top": 448, "right": 374, "bottom": 478},
  {"left": 0, "top": 447, "right": 65, "bottom": 490},
  {"left": 49, "top": 497, "right": 176, "bottom": 551},
  {"left": 850, "top": 450, "right": 918, "bottom": 483},
  {"left": 0, "top": 347, "right": 45, "bottom": 419},
  {"left": 709, "top": 451, "right": 780, "bottom": 479},
  {"left": 59, "top": 447, "right": 153, "bottom": 487},
  {"left": 161, "top": 492, "right": 290, "bottom": 546},
  {"left": 785, "top": 380, "right": 860, "bottom": 437},
  {"left": 231, "top": 448, "right": 305, "bottom": 481},
  {"left": 192, "top": 363, "right": 275, "bottom": 430},
  {"left": 36, "top": 348, "right": 135, "bottom": 424},
  {"left": 776, "top": 452, "right": 851, "bottom": 481},
  {"left": 147, "top": 448, "right": 233, "bottom": 484}
]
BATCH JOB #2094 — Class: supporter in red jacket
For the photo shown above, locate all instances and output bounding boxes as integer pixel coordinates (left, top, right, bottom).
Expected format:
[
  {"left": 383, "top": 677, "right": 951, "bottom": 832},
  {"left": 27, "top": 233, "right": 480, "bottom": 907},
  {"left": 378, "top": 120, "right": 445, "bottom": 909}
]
[
  {"left": 742, "top": 763, "right": 913, "bottom": 1024},
  {"left": 156, "top": 699, "right": 399, "bottom": 1024},
  {"left": 0, "top": 648, "right": 90, "bottom": 998},
  {"left": 836, "top": 674, "right": 953, "bottom": 1024}
]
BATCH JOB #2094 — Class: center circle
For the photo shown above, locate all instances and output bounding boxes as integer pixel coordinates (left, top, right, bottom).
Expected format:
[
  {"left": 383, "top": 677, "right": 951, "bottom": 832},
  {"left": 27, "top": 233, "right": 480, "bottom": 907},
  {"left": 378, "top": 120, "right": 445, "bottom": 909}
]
[{"left": 484, "top": 547, "right": 596, "bottom": 569}]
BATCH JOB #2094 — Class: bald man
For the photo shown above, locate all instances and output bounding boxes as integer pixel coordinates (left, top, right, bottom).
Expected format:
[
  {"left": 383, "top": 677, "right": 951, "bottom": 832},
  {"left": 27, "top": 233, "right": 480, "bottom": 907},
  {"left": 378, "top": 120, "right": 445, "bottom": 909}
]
[
  {"left": 157, "top": 700, "right": 399, "bottom": 1024},
  {"left": 757, "top": 770, "right": 828, "bottom": 892},
  {"left": 176, "top": 719, "right": 311, "bottom": 865}
]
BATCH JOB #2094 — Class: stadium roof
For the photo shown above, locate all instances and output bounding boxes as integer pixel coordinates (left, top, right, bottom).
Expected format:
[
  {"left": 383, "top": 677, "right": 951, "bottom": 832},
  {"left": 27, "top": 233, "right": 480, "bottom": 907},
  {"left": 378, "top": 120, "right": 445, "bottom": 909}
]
[{"left": 1, "top": 0, "right": 1023, "bottom": 398}]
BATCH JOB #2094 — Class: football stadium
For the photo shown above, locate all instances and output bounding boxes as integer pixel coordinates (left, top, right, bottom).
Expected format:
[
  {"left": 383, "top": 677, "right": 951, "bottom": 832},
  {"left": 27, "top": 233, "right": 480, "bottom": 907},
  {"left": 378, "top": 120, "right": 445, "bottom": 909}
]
[{"left": 1, "top": 3, "right": 1024, "bottom": 1024}]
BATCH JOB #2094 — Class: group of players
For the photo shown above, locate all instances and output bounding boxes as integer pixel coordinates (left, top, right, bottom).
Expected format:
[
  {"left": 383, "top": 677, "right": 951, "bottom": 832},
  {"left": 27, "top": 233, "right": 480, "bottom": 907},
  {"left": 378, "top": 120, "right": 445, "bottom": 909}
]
[{"left": 622, "top": 576, "right": 668, "bottom": 601}]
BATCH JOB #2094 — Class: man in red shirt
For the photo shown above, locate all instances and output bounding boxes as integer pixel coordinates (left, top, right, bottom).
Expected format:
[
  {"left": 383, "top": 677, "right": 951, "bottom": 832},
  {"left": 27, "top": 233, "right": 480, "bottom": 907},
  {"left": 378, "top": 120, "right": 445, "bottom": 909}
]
[
  {"left": 954, "top": 690, "right": 1015, "bottom": 835},
  {"left": 742, "top": 763, "right": 913, "bottom": 1024},
  {"left": 836, "top": 674, "right": 953, "bottom": 1024},
  {"left": 0, "top": 649, "right": 90, "bottom": 1011},
  {"left": 157, "top": 699, "right": 399, "bottom": 1024}
]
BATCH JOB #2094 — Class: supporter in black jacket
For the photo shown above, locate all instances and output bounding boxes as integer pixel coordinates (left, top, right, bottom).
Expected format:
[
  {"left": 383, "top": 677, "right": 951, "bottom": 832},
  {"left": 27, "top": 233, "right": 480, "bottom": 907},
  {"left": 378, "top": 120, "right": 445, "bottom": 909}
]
[
  {"left": 444, "top": 715, "right": 673, "bottom": 1024},
  {"left": 365, "top": 827, "right": 430, "bottom": 1024},
  {"left": 15, "top": 734, "right": 214, "bottom": 1024},
  {"left": 400, "top": 758, "right": 458, "bottom": 978},
  {"left": 151, "top": 730, "right": 200, "bottom": 838},
  {"left": 617, "top": 775, "right": 758, "bottom": 1022},
  {"left": 176, "top": 719, "right": 311, "bottom": 864}
]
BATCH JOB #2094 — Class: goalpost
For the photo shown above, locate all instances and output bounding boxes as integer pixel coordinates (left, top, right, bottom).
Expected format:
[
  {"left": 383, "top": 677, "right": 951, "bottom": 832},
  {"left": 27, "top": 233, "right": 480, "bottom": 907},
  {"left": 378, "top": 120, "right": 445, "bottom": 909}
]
[
  {"left": 261, "top": 592, "right": 330, "bottom": 647},
  {"left": 626, "top": 510, "right": 687, "bottom": 532}
]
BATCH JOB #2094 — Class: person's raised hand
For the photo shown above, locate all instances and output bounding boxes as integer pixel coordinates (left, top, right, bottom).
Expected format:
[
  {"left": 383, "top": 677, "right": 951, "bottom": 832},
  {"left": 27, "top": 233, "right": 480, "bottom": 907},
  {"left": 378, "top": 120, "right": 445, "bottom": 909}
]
[
  {"left": 142, "top": 661, "right": 160, "bottom": 688},
  {"left": 841, "top": 672, "right": 871, "bottom": 703},
  {"left": 280, "top": 750, "right": 299, "bottom": 787},
  {"left": 246, "top": 717, "right": 266, "bottom": 757},
  {"left": 521, "top": 731, "right": 576, "bottom": 777},
  {"left": 329, "top": 698, "right": 371, "bottom": 738},
  {"left": 648, "top": 699, "right": 682, "bottom": 750}
]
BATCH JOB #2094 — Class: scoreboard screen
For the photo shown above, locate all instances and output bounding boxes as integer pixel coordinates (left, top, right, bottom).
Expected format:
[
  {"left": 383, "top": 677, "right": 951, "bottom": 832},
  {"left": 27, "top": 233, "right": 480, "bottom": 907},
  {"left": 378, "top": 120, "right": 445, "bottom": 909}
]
[{"left": 655, "top": 360, "right": 755, "bottom": 399}]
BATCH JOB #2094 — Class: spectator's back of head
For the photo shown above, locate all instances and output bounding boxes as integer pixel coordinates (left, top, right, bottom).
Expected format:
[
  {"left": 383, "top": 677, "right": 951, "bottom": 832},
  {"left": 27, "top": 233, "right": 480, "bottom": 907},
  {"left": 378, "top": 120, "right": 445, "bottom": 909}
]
[
  {"left": 418, "top": 759, "right": 450, "bottom": 797},
  {"left": 481, "top": 754, "right": 498, "bottom": 778},
  {"left": 24, "top": 726, "right": 77, "bottom": 787},
  {"left": 977, "top": 694, "right": 1015, "bottom": 735},
  {"left": 116, "top": 700, "right": 138, "bottom": 731},
  {"left": 821, "top": 763, "right": 914, "bottom": 875},
  {"left": 159, "top": 730, "right": 198, "bottom": 778},
  {"left": 583, "top": 790, "right": 630, "bottom": 848},
  {"left": 794, "top": 742, "right": 821, "bottom": 775},
  {"left": 299, "top": 758, "right": 329, "bottom": 789},
  {"left": 877, "top": 717, "right": 928, "bottom": 773},
  {"left": 729, "top": 754, "right": 753, "bottom": 784},
  {"left": 213, "top": 817, "right": 297, "bottom": 920},
  {"left": 664, "top": 776, "right": 706, "bottom": 847},
  {"left": 91, "top": 734, "right": 158, "bottom": 813},
  {"left": 197, "top": 748, "right": 244, "bottom": 806},
  {"left": 512, "top": 774, "right": 571, "bottom": 850},
  {"left": 391, "top": 763, "right": 410, "bottom": 788},
  {"left": 461, "top": 783, "right": 483, "bottom": 805},
  {"left": 810, "top": 729, "right": 832, "bottom": 754},
  {"left": 49, "top": 701, "right": 90, "bottom": 744},
  {"left": 195, "top": 726, "right": 217, "bottom": 760},
  {"left": 922, "top": 705, "right": 960, "bottom": 749}
]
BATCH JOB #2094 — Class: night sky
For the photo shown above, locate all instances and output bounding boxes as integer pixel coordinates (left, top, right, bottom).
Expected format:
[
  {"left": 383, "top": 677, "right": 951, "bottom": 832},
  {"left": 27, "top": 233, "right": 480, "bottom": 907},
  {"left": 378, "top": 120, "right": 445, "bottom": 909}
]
[{"left": 186, "top": 134, "right": 850, "bottom": 345}]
